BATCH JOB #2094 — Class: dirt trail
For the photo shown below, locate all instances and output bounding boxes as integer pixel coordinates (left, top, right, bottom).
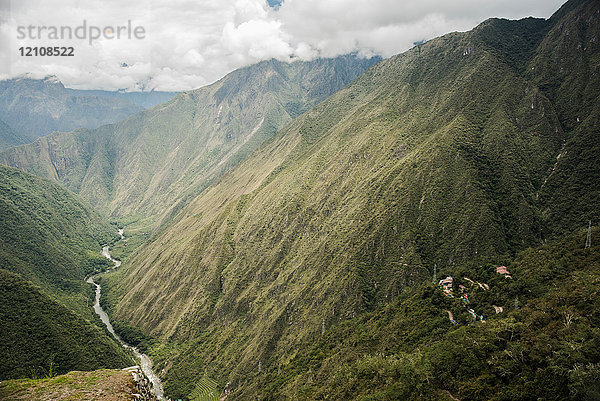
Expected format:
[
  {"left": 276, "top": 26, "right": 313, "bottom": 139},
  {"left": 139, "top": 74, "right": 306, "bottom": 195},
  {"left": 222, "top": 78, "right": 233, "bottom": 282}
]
[{"left": 444, "top": 389, "right": 462, "bottom": 401}]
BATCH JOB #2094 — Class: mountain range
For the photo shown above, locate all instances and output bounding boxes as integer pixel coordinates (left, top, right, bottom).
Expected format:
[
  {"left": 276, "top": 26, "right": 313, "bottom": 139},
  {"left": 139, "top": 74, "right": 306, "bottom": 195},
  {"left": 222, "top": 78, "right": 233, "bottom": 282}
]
[
  {"left": 0, "top": 76, "right": 177, "bottom": 150},
  {"left": 0, "top": 55, "right": 379, "bottom": 233},
  {"left": 101, "top": 0, "right": 598, "bottom": 398},
  {"left": 0, "top": 118, "right": 22, "bottom": 150},
  {"left": 0, "top": 0, "right": 598, "bottom": 400}
]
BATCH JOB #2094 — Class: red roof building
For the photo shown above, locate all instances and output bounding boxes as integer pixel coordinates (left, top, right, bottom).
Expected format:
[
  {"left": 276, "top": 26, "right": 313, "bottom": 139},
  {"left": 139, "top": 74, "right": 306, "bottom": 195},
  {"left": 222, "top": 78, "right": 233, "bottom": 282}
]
[
  {"left": 496, "top": 266, "right": 512, "bottom": 278},
  {"left": 496, "top": 266, "right": 510, "bottom": 275}
]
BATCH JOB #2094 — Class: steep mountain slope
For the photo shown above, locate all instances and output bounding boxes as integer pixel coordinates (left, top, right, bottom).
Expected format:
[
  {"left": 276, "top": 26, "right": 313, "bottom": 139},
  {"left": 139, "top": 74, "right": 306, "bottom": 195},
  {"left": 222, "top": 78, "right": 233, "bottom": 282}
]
[
  {"left": 0, "top": 56, "right": 379, "bottom": 231},
  {"left": 0, "top": 117, "right": 24, "bottom": 150},
  {"left": 249, "top": 227, "right": 600, "bottom": 401},
  {"left": 0, "top": 164, "right": 115, "bottom": 318},
  {"left": 0, "top": 165, "right": 131, "bottom": 380},
  {"left": 0, "top": 77, "right": 144, "bottom": 143},
  {"left": 528, "top": 0, "right": 600, "bottom": 236},
  {"left": 100, "top": 1, "right": 599, "bottom": 399},
  {"left": 0, "top": 269, "right": 131, "bottom": 380}
]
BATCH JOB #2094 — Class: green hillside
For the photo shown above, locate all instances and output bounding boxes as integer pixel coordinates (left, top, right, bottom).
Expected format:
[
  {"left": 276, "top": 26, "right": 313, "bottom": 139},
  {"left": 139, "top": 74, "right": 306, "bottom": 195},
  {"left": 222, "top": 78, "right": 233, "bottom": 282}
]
[
  {"left": 0, "top": 164, "right": 116, "bottom": 318},
  {"left": 0, "top": 164, "right": 131, "bottom": 380},
  {"left": 0, "top": 56, "right": 379, "bottom": 234},
  {"left": 245, "top": 227, "right": 600, "bottom": 400},
  {"left": 94, "top": 0, "right": 600, "bottom": 399},
  {"left": 0, "top": 269, "right": 131, "bottom": 380},
  {"left": 528, "top": 0, "right": 600, "bottom": 237}
]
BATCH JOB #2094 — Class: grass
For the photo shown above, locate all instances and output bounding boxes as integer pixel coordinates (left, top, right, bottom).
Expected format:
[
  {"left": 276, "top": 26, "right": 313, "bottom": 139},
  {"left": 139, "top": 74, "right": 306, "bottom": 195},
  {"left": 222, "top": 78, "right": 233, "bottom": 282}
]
[
  {"left": 0, "top": 369, "right": 135, "bottom": 401},
  {"left": 189, "top": 375, "right": 219, "bottom": 401}
]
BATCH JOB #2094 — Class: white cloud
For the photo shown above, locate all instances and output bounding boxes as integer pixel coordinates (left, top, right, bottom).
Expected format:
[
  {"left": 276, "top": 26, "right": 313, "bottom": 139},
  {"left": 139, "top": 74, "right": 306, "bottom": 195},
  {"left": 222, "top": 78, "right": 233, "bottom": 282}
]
[
  {"left": 222, "top": 19, "right": 293, "bottom": 60},
  {"left": 0, "top": 0, "right": 567, "bottom": 91}
]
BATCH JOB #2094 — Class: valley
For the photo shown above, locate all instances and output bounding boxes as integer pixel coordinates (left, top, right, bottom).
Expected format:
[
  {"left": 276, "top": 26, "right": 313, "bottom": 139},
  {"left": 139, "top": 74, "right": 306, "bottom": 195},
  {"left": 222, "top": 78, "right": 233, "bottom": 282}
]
[
  {"left": 87, "top": 230, "right": 166, "bottom": 400},
  {"left": 0, "top": 56, "right": 379, "bottom": 233},
  {"left": 0, "top": 0, "right": 599, "bottom": 400}
]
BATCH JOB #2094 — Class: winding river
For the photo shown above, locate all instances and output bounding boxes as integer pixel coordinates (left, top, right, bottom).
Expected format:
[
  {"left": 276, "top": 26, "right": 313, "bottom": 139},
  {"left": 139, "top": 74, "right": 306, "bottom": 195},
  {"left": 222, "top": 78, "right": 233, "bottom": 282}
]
[{"left": 87, "top": 229, "right": 167, "bottom": 400}]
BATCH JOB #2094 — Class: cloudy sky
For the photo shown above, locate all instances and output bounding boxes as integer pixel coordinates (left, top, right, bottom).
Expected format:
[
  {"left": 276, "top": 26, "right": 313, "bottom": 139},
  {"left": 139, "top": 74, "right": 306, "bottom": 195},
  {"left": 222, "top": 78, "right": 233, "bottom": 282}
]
[{"left": 0, "top": 0, "right": 566, "bottom": 92}]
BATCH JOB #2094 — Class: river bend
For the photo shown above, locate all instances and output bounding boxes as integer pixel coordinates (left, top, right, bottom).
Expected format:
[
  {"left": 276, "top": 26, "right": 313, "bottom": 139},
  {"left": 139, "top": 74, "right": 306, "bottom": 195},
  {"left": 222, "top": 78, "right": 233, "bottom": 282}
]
[{"left": 87, "top": 229, "right": 167, "bottom": 400}]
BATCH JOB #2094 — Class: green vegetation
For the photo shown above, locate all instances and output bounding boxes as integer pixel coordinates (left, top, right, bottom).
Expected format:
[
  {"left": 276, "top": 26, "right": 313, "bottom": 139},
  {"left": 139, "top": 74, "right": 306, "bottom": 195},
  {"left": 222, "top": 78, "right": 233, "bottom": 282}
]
[
  {"left": 528, "top": 0, "right": 600, "bottom": 237},
  {"left": 96, "top": 276, "right": 156, "bottom": 353},
  {"left": 107, "top": 216, "right": 152, "bottom": 262},
  {"left": 246, "top": 228, "right": 600, "bottom": 400},
  {"left": 95, "top": 0, "right": 600, "bottom": 399},
  {"left": 0, "top": 269, "right": 131, "bottom": 380},
  {"left": 0, "top": 56, "right": 379, "bottom": 235},
  {"left": 189, "top": 375, "right": 219, "bottom": 401},
  {"left": 0, "top": 0, "right": 598, "bottom": 400},
  {"left": 0, "top": 165, "right": 131, "bottom": 380},
  {"left": 0, "top": 369, "right": 136, "bottom": 401},
  {"left": 0, "top": 164, "right": 116, "bottom": 318}
]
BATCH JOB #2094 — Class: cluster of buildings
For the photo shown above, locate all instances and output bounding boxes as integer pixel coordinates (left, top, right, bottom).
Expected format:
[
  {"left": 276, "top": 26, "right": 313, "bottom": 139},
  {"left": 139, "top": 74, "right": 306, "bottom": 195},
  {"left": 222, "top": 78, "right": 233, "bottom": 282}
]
[{"left": 438, "top": 265, "right": 511, "bottom": 325}]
